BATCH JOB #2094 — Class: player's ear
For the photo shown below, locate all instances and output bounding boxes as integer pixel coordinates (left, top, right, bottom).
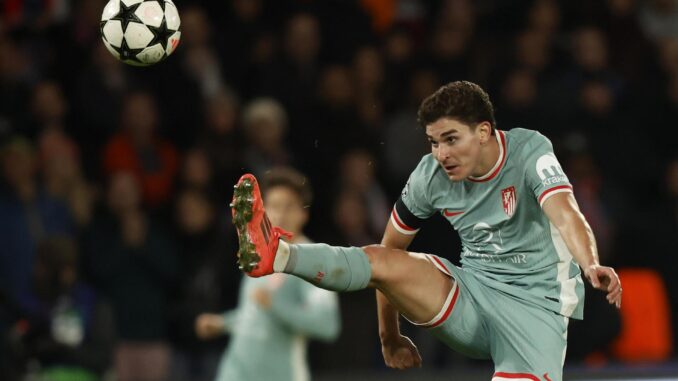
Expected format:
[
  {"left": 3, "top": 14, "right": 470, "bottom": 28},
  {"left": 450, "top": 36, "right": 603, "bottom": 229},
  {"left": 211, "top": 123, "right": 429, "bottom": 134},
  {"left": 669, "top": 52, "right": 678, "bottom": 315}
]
[{"left": 477, "top": 122, "right": 492, "bottom": 145}]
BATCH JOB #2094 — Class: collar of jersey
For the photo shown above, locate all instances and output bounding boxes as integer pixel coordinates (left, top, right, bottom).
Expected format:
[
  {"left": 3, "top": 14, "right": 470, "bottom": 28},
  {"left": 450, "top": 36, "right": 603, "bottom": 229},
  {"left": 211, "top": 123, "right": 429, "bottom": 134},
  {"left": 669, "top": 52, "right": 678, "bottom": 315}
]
[{"left": 467, "top": 130, "right": 506, "bottom": 182}]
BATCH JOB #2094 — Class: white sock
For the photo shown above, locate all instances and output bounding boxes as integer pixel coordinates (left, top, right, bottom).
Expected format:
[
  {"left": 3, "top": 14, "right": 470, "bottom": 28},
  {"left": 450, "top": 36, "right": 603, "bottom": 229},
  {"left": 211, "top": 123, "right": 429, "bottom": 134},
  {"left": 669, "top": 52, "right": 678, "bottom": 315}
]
[{"left": 273, "top": 240, "right": 290, "bottom": 272}]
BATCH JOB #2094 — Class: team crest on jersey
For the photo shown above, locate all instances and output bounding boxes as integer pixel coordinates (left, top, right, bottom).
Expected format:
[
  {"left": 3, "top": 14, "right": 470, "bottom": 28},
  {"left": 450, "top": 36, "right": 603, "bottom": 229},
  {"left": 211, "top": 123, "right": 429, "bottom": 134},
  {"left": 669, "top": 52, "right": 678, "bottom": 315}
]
[{"left": 501, "top": 186, "right": 517, "bottom": 217}]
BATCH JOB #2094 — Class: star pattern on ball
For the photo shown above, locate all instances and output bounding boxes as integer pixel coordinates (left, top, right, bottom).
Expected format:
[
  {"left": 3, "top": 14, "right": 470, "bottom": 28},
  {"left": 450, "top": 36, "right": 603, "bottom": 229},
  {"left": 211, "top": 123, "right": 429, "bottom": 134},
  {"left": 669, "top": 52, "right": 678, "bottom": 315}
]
[
  {"left": 118, "top": 38, "right": 144, "bottom": 62},
  {"left": 147, "top": 18, "right": 174, "bottom": 50},
  {"left": 110, "top": 0, "right": 143, "bottom": 31}
]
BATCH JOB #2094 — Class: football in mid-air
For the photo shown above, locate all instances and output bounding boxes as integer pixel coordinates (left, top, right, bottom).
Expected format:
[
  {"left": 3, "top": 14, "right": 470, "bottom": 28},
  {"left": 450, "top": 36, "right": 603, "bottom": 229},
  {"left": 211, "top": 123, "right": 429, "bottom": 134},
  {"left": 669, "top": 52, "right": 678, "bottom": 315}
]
[{"left": 100, "top": 0, "right": 181, "bottom": 66}]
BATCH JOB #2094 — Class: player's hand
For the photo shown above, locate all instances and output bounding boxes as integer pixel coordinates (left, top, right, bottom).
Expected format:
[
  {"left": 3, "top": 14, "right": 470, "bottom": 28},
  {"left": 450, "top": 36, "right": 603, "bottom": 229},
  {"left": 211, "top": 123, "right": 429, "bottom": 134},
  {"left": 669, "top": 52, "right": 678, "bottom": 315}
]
[
  {"left": 195, "top": 313, "right": 225, "bottom": 340},
  {"left": 381, "top": 334, "right": 422, "bottom": 369},
  {"left": 584, "top": 264, "right": 622, "bottom": 309}
]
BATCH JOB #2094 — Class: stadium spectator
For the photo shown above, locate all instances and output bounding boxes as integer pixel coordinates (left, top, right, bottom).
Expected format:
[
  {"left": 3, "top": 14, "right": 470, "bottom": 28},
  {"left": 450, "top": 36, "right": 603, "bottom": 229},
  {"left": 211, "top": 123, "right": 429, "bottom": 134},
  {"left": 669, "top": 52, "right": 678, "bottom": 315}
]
[
  {"left": 178, "top": 7, "right": 224, "bottom": 99},
  {"left": 14, "top": 237, "right": 114, "bottom": 381},
  {"left": 25, "top": 81, "right": 69, "bottom": 139},
  {"left": 168, "top": 188, "right": 238, "bottom": 381},
  {"left": 195, "top": 89, "right": 244, "bottom": 196},
  {"left": 102, "top": 91, "right": 179, "bottom": 209},
  {"left": 178, "top": 148, "right": 214, "bottom": 193},
  {"left": 331, "top": 190, "right": 376, "bottom": 248},
  {"left": 0, "top": 137, "right": 74, "bottom": 300},
  {"left": 352, "top": 46, "right": 386, "bottom": 130},
  {"left": 640, "top": 0, "right": 678, "bottom": 40},
  {"left": 338, "top": 149, "right": 390, "bottom": 236},
  {"left": 72, "top": 43, "right": 128, "bottom": 171},
  {"left": 241, "top": 97, "right": 294, "bottom": 178},
  {"left": 38, "top": 129, "right": 96, "bottom": 229},
  {"left": 260, "top": 13, "right": 322, "bottom": 118},
  {"left": 84, "top": 171, "right": 178, "bottom": 381},
  {"left": 0, "top": 36, "right": 31, "bottom": 141},
  {"left": 496, "top": 68, "right": 541, "bottom": 130}
]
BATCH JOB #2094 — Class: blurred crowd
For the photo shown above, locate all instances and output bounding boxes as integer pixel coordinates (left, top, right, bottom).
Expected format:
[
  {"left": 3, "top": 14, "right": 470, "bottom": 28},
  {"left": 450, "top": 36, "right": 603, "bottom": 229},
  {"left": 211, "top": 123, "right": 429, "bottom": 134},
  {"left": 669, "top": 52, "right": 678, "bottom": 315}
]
[{"left": 1, "top": 0, "right": 677, "bottom": 380}]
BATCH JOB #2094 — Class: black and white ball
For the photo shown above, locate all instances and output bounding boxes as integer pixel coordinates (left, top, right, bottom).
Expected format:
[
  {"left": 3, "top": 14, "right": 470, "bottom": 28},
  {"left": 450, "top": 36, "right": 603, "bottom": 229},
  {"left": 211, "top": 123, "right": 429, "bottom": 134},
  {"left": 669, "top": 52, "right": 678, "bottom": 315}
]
[{"left": 100, "top": 0, "right": 181, "bottom": 66}]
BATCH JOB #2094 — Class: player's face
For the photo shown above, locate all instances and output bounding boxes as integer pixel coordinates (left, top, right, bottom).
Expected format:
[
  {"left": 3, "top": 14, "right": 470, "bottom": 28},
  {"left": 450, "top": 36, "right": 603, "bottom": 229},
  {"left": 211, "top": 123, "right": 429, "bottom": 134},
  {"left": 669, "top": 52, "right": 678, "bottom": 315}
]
[
  {"left": 264, "top": 186, "right": 308, "bottom": 235},
  {"left": 426, "top": 118, "right": 490, "bottom": 181}
]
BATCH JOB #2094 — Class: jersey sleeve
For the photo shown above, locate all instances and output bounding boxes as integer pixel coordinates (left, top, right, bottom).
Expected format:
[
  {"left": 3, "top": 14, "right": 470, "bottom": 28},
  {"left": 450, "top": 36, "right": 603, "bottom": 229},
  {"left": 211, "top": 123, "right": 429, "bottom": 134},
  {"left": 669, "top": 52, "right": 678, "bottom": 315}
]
[
  {"left": 221, "top": 309, "right": 240, "bottom": 334},
  {"left": 523, "top": 133, "right": 573, "bottom": 207},
  {"left": 391, "top": 162, "right": 436, "bottom": 235},
  {"left": 269, "top": 281, "right": 341, "bottom": 342}
]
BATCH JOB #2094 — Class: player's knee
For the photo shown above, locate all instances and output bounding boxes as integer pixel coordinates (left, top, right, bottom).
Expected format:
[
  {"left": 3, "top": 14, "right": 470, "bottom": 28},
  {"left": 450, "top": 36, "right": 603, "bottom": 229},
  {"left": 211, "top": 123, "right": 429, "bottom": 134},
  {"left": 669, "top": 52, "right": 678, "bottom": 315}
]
[{"left": 361, "top": 245, "right": 403, "bottom": 285}]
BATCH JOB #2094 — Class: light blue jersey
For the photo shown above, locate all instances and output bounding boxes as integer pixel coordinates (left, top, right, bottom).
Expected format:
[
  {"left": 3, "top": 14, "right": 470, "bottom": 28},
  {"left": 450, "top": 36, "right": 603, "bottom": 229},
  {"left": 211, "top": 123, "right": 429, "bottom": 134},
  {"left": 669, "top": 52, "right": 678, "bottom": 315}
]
[
  {"left": 216, "top": 238, "right": 340, "bottom": 381},
  {"left": 391, "top": 128, "right": 584, "bottom": 319}
]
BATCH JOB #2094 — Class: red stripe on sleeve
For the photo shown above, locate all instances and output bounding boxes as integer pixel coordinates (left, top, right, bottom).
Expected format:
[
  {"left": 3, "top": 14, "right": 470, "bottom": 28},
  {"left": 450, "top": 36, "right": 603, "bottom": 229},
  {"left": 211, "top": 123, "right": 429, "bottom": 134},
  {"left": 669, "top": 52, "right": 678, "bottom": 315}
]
[
  {"left": 538, "top": 184, "right": 573, "bottom": 204},
  {"left": 391, "top": 209, "right": 416, "bottom": 231}
]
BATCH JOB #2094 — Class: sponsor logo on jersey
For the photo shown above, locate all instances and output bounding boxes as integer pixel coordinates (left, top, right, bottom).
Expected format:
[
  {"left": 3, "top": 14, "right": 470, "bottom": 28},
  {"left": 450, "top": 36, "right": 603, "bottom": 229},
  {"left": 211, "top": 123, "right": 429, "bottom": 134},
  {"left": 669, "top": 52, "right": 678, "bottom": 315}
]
[
  {"left": 461, "top": 247, "right": 527, "bottom": 264},
  {"left": 501, "top": 186, "right": 517, "bottom": 217},
  {"left": 536, "top": 153, "right": 568, "bottom": 186}
]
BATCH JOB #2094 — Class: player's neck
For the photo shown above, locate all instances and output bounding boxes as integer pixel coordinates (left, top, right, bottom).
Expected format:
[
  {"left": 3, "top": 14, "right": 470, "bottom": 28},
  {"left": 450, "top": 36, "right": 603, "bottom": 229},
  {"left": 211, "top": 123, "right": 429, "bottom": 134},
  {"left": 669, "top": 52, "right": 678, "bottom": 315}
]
[{"left": 470, "top": 133, "right": 500, "bottom": 178}]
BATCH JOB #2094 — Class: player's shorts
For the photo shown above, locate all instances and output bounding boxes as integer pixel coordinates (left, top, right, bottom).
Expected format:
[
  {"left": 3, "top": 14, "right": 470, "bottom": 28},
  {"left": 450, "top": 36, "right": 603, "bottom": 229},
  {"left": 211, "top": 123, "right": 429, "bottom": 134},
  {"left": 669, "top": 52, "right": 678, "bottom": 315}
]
[{"left": 411, "top": 255, "right": 569, "bottom": 381}]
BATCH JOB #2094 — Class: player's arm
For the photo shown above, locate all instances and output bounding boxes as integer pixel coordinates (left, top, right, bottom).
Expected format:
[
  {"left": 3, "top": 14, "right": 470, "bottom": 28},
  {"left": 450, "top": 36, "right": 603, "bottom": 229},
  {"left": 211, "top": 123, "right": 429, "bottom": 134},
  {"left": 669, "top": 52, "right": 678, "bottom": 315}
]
[
  {"left": 195, "top": 309, "right": 239, "bottom": 339},
  {"left": 262, "top": 286, "right": 340, "bottom": 341},
  {"left": 377, "top": 220, "right": 416, "bottom": 340},
  {"left": 378, "top": 164, "right": 432, "bottom": 369},
  {"left": 542, "top": 192, "right": 622, "bottom": 308},
  {"left": 377, "top": 219, "right": 423, "bottom": 369}
]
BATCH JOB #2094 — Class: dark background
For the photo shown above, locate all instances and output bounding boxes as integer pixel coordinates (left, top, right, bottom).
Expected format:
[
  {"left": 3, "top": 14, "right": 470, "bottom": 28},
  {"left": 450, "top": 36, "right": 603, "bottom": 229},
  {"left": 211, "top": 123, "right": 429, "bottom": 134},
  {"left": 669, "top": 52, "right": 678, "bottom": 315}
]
[{"left": 1, "top": 0, "right": 677, "bottom": 380}]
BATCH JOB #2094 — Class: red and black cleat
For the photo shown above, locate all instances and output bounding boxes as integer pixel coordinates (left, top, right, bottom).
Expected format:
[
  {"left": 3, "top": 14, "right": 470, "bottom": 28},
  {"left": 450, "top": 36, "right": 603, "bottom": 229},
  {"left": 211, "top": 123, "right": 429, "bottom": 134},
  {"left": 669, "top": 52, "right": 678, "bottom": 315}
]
[{"left": 231, "top": 174, "right": 292, "bottom": 277}]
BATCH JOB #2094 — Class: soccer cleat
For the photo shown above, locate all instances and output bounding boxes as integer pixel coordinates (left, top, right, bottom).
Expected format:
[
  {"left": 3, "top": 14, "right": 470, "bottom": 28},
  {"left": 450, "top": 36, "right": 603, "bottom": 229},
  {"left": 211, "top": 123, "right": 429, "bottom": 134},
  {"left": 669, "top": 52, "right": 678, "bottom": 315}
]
[{"left": 231, "top": 173, "right": 293, "bottom": 277}]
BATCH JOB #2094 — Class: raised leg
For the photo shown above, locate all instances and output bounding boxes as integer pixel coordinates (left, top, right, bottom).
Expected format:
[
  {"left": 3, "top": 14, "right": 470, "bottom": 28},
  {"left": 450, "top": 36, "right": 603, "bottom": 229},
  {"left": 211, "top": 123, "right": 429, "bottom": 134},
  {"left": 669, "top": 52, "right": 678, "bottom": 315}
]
[
  {"left": 231, "top": 173, "right": 453, "bottom": 324},
  {"left": 284, "top": 243, "right": 453, "bottom": 324}
]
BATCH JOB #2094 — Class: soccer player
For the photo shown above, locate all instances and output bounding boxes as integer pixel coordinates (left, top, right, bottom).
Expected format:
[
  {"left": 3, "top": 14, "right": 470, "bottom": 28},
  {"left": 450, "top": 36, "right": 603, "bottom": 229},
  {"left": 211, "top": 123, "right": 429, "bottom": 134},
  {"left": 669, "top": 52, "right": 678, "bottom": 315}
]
[
  {"left": 230, "top": 81, "right": 622, "bottom": 381},
  {"left": 197, "top": 168, "right": 340, "bottom": 381}
]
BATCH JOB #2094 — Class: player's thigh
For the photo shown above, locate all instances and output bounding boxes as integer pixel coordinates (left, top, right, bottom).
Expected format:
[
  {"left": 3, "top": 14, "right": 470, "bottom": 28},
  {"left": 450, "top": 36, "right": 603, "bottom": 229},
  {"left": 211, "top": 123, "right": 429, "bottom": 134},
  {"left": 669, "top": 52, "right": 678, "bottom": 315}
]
[
  {"left": 487, "top": 294, "right": 568, "bottom": 381},
  {"left": 363, "top": 245, "right": 441, "bottom": 285},
  {"left": 363, "top": 246, "right": 452, "bottom": 320},
  {"left": 420, "top": 256, "right": 492, "bottom": 360}
]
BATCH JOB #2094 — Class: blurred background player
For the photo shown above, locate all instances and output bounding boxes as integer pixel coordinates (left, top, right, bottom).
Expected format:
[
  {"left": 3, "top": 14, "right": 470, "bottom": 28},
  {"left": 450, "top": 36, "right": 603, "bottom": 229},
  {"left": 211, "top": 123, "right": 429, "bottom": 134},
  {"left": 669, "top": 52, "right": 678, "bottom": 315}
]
[{"left": 196, "top": 167, "right": 340, "bottom": 381}]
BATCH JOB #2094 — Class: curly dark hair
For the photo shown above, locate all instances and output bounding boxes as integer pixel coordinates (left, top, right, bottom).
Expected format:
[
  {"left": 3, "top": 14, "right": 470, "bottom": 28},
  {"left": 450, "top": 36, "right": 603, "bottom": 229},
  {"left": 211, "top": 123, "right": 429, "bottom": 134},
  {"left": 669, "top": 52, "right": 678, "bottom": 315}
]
[{"left": 417, "top": 81, "right": 496, "bottom": 132}]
